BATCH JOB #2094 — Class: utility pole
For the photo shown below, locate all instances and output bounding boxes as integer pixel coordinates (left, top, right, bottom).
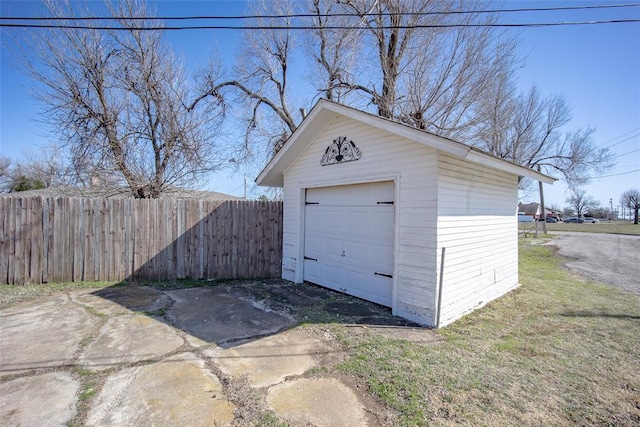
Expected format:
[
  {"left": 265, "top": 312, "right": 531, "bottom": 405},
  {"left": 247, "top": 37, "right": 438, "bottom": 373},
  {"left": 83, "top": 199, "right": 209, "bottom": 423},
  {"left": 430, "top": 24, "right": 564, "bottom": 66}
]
[
  {"left": 243, "top": 174, "right": 247, "bottom": 199},
  {"left": 609, "top": 198, "right": 614, "bottom": 221},
  {"left": 538, "top": 166, "right": 547, "bottom": 234}
]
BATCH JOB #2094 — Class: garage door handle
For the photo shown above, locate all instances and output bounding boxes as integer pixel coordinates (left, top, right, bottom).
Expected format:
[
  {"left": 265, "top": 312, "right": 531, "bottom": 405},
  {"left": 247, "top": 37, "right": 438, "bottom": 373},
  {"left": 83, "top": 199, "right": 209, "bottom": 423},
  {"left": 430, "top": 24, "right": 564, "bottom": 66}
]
[
  {"left": 377, "top": 201, "right": 394, "bottom": 205},
  {"left": 304, "top": 256, "right": 318, "bottom": 262},
  {"left": 375, "top": 272, "right": 393, "bottom": 278}
]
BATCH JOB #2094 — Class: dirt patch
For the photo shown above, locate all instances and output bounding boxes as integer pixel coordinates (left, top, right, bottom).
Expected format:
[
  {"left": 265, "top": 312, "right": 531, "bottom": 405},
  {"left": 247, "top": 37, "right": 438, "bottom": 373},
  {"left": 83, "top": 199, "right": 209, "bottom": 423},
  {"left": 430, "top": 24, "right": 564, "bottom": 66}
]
[
  {"left": 260, "top": 282, "right": 331, "bottom": 307},
  {"left": 325, "top": 301, "right": 381, "bottom": 317},
  {"left": 546, "top": 232, "right": 640, "bottom": 296}
]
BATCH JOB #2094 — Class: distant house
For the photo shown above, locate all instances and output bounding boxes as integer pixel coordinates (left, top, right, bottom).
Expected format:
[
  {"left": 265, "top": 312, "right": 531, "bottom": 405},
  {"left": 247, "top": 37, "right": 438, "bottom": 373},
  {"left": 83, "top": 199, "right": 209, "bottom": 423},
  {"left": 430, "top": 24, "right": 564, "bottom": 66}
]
[
  {"left": 518, "top": 202, "right": 541, "bottom": 219},
  {"left": 257, "top": 99, "right": 555, "bottom": 327},
  {"left": 518, "top": 202, "right": 562, "bottom": 221}
]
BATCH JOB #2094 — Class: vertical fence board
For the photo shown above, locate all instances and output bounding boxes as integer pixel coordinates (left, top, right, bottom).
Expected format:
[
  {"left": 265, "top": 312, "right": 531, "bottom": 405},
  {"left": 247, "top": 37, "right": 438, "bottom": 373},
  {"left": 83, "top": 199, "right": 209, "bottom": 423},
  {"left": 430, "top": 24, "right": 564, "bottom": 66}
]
[
  {"left": 30, "top": 197, "right": 42, "bottom": 284},
  {"left": 83, "top": 199, "right": 91, "bottom": 282},
  {"left": 0, "top": 199, "right": 8, "bottom": 283},
  {"left": 72, "top": 199, "right": 82, "bottom": 282},
  {"left": 43, "top": 198, "right": 53, "bottom": 283},
  {"left": 122, "top": 199, "right": 133, "bottom": 280}
]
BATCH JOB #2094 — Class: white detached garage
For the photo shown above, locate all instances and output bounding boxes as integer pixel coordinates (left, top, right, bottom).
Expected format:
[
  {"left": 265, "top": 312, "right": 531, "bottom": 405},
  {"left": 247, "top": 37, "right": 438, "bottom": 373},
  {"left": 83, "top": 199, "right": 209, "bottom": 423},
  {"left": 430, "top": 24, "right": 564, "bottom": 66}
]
[{"left": 256, "top": 100, "right": 554, "bottom": 327}]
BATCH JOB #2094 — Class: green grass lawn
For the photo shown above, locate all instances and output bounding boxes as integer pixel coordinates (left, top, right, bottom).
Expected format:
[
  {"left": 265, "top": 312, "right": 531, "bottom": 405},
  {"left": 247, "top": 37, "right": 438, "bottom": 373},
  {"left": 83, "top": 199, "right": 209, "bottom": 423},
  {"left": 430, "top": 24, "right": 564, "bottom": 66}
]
[
  {"left": 337, "top": 239, "right": 640, "bottom": 426},
  {"left": 546, "top": 220, "right": 640, "bottom": 235}
]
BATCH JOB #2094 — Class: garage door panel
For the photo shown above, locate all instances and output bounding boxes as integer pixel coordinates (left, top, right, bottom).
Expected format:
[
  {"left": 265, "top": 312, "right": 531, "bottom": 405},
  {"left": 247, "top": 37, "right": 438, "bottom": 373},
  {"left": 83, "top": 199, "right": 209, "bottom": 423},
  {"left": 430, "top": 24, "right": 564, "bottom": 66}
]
[
  {"left": 303, "top": 181, "right": 395, "bottom": 308},
  {"left": 345, "top": 269, "right": 369, "bottom": 294},
  {"left": 303, "top": 260, "right": 322, "bottom": 282},
  {"left": 305, "top": 208, "right": 345, "bottom": 233},
  {"left": 324, "top": 264, "right": 346, "bottom": 287},
  {"left": 304, "top": 261, "right": 343, "bottom": 293},
  {"left": 371, "top": 210, "right": 395, "bottom": 236},
  {"left": 306, "top": 182, "right": 394, "bottom": 205},
  {"left": 344, "top": 240, "right": 368, "bottom": 264},
  {"left": 369, "top": 276, "right": 393, "bottom": 306},
  {"left": 304, "top": 235, "right": 323, "bottom": 255}
]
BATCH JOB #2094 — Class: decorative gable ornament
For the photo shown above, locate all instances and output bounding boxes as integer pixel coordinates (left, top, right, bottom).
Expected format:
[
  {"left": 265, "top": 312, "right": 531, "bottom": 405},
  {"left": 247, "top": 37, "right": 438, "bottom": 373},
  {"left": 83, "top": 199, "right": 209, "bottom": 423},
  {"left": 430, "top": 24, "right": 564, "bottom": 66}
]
[{"left": 320, "top": 136, "right": 362, "bottom": 166}]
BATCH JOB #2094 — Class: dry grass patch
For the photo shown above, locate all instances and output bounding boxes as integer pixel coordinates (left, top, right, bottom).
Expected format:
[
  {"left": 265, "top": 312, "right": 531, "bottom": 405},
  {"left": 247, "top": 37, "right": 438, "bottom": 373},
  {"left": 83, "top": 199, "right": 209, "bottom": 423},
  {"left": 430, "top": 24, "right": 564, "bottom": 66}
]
[
  {"left": 338, "top": 239, "right": 640, "bottom": 426},
  {"left": 547, "top": 221, "right": 639, "bottom": 235}
]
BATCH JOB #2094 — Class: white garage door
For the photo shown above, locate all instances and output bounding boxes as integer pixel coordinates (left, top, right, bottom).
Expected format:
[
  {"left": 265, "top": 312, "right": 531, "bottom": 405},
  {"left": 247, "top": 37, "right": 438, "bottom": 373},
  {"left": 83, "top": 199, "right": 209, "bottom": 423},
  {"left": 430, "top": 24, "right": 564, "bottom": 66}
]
[{"left": 303, "top": 181, "right": 394, "bottom": 307}]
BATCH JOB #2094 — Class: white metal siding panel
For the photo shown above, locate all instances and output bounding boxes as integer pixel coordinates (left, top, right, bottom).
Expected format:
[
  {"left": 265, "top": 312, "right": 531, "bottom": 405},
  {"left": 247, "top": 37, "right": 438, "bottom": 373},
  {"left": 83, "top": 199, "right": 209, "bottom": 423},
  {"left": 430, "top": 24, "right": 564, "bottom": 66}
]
[
  {"left": 282, "top": 115, "right": 438, "bottom": 325},
  {"left": 436, "top": 154, "right": 519, "bottom": 327}
]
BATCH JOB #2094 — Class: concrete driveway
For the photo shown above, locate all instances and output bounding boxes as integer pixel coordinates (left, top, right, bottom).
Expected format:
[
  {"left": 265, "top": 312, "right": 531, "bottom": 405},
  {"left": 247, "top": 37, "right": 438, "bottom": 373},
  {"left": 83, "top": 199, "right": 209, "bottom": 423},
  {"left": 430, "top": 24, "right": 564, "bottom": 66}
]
[
  {"left": 548, "top": 231, "right": 640, "bottom": 296},
  {"left": 0, "top": 281, "right": 434, "bottom": 426}
]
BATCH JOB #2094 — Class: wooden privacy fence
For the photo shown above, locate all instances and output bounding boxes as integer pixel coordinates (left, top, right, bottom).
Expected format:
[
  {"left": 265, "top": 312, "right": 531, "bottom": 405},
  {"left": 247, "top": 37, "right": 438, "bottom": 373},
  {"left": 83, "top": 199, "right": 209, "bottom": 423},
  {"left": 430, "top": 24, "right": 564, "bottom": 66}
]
[{"left": 0, "top": 197, "right": 283, "bottom": 285}]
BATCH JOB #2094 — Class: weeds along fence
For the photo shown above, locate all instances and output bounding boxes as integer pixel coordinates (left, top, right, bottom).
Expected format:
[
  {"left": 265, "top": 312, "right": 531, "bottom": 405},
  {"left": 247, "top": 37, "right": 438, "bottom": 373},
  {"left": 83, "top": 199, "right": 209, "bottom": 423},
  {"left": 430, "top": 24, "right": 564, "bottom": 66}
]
[{"left": 0, "top": 197, "right": 283, "bottom": 285}]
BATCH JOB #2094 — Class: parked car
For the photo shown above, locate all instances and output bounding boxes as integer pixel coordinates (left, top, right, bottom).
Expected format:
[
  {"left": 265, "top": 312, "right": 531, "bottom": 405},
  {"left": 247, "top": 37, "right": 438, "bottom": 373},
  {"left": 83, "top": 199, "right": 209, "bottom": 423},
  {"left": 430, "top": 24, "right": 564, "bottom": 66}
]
[
  {"left": 545, "top": 217, "right": 558, "bottom": 223},
  {"left": 564, "top": 217, "right": 584, "bottom": 223},
  {"left": 583, "top": 217, "right": 600, "bottom": 223}
]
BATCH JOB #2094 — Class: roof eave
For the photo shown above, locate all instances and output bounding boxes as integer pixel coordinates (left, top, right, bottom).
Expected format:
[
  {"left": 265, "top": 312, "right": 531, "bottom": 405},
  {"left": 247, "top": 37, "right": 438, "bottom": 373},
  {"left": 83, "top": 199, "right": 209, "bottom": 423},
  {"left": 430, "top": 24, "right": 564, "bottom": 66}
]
[
  {"left": 256, "top": 100, "right": 337, "bottom": 187},
  {"left": 465, "top": 149, "right": 556, "bottom": 184}
]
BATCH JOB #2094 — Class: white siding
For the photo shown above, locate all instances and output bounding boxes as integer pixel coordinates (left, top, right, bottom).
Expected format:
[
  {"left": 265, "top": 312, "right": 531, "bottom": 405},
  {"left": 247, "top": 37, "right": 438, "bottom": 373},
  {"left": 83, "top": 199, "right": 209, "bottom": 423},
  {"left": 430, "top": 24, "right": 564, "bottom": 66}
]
[
  {"left": 283, "top": 115, "right": 439, "bottom": 325},
  {"left": 436, "top": 154, "right": 519, "bottom": 327}
]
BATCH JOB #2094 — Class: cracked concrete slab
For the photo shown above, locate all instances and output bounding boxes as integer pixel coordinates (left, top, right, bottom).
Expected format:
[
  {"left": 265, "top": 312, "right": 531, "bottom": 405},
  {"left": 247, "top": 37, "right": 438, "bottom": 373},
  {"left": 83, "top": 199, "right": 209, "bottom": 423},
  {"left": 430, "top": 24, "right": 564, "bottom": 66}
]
[
  {"left": 78, "top": 315, "right": 184, "bottom": 370},
  {"left": 0, "top": 372, "right": 80, "bottom": 426},
  {"left": 71, "top": 293, "right": 135, "bottom": 316},
  {"left": 0, "top": 293, "right": 70, "bottom": 316},
  {"left": 86, "top": 352, "right": 235, "bottom": 427},
  {"left": 205, "top": 328, "right": 331, "bottom": 388},
  {"left": 165, "top": 287, "right": 293, "bottom": 345},
  {"left": 0, "top": 283, "right": 411, "bottom": 426},
  {"left": 0, "top": 297, "right": 99, "bottom": 376},
  {"left": 267, "top": 377, "right": 369, "bottom": 427}
]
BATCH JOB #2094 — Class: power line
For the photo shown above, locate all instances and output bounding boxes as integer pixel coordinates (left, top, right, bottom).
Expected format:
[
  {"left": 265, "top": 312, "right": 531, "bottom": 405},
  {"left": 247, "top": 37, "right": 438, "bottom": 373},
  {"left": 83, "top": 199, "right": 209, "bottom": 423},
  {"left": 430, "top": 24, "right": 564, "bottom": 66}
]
[
  {"left": 598, "top": 168, "right": 640, "bottom": 178},
  {"left": 2, "top": 3, "right": 639, "bottom": 21},
  {"left": 1, "top": 20, "right": 639, "bottom": 31},
  {"left": 604, "top": 130, "right": 640, "bottom": 149},
  {"left": 612, "top": 148, "right": 640, "bottom": 159}
]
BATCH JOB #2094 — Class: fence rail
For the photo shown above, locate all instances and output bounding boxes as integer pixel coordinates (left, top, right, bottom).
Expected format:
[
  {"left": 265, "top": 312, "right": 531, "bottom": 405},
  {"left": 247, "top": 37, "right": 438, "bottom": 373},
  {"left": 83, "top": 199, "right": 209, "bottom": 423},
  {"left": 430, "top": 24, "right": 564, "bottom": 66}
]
[{"left": 0, "top": 197, "right": 283, "bottom": 285}]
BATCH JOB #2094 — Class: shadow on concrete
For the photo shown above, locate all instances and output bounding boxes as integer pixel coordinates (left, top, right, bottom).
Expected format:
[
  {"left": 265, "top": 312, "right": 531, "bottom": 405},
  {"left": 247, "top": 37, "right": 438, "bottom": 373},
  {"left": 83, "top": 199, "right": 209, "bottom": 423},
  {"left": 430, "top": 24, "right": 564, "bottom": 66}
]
[
  {"left": 78, "top": 200, "right": 423, "bottom": 348},
  {"left": 90, "top": 279, "right": 422, "bottom": 348}
]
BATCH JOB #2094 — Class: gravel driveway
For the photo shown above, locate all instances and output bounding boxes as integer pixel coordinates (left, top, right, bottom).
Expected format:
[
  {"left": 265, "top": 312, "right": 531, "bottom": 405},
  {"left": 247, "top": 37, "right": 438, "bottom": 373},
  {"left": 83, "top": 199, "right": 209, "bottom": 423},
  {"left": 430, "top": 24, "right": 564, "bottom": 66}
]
[{"left": 548, "top": 232, "right": 640, "bottom": 296}]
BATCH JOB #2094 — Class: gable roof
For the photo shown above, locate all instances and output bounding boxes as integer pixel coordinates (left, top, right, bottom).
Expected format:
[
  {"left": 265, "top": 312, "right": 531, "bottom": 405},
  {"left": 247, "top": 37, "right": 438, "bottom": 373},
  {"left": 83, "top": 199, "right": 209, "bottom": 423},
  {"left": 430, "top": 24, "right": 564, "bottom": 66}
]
[{"left": 256, "top": 99, "right": 555, "bottom": 187}]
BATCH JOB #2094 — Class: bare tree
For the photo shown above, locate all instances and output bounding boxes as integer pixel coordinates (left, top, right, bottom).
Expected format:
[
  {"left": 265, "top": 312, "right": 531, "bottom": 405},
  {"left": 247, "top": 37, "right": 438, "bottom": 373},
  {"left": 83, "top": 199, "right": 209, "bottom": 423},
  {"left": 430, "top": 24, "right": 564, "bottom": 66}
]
[
  {"left": 305, "top": 0, "right": 361, "bottom": 102},
  {"left": 307, "top": 0, "right": 517, "bottom": 139},
  {"left": 193, "top": 0, "right": 519, "bottom": 159},
  {"left": 474, "top": 84, "right": 613, "bottom": 187},
  {"left": 18, "top": 0, "right": 227, "bottom": 198},
  {"left": 620, "top": 189, "right": 640, "bottom": 224},
  {"left": 189, "top": 0, "right": 611, "bottom": 194},
  {"left": 192, "top": 0, "right": 301, "bottom": 158},
  {"left": 0, "top": 156, "right": 13, "bottom": 193},
  {"left": 566, "top": 188, "right": 599, "bottom": 218},
  {"left": 0, "top": 155, "right": 51, "bottom": 193}
]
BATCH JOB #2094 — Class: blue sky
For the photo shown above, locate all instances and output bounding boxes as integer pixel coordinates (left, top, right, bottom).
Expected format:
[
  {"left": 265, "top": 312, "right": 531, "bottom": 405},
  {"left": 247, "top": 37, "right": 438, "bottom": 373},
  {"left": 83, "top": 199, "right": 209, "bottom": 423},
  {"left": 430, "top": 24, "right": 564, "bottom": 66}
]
[{"left": 1, "top": 0, "right": 639, "bottom": 212}]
